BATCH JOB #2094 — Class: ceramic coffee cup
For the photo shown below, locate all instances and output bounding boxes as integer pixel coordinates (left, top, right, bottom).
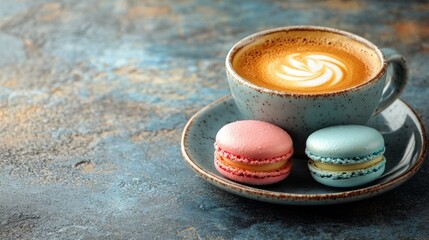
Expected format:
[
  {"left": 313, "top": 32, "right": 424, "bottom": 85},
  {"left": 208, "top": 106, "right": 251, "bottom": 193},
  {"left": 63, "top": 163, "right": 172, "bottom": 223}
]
[{"left": 226, "top": 26, "right": 407, "bottom": 156}]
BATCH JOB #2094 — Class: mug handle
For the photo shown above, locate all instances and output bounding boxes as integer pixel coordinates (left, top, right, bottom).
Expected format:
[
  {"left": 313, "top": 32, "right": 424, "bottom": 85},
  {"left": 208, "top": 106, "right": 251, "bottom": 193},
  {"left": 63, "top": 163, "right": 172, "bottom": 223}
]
[{"left": 373, "top": 48, "right": 408, "bottom": 116}]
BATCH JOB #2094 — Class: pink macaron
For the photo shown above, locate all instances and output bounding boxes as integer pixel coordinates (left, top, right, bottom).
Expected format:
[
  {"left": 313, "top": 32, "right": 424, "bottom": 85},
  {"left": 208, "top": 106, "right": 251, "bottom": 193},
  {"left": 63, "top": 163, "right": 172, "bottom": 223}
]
[{"left": 214, "top": 120, "right": 293, "bottom": 185}]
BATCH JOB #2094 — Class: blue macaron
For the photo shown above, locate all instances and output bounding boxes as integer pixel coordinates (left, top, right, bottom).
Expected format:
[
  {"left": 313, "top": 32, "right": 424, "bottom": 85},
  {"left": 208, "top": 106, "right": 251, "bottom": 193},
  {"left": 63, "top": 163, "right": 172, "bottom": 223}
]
[{"left": 305, "top": 125, "right": 386, "bottom": 188}]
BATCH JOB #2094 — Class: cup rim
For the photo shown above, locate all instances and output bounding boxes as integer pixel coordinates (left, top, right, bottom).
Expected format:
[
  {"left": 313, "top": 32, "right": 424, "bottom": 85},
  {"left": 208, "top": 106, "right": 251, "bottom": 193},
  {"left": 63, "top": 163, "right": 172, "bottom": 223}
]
[{"left": 225, "top": 25, "right": 388, "bottom": 97}]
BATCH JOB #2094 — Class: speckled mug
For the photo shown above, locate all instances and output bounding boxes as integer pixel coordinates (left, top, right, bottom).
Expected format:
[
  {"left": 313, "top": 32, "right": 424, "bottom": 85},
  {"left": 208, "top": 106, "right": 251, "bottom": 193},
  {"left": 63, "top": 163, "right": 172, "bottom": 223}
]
[{"left": 226, "top": 26, "right": 407, "bottom": 156}]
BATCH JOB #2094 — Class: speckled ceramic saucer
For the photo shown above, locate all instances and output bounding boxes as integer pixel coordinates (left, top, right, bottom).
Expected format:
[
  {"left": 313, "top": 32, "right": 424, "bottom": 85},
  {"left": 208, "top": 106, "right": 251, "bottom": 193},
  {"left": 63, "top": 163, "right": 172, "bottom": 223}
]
[{"left": 181, "top": 96, "right": 427, "bottom": 205}]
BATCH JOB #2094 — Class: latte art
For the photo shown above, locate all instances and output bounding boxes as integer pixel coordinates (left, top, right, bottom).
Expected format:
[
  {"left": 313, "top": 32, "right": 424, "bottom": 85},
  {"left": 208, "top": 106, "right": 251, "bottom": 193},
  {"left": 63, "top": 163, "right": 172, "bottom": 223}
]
[
  {"left": 232, "top": 31, "right": 381, "bottom": 94},
  {"left": 271, "top": 53, "right": 347, "bottom": 88}
]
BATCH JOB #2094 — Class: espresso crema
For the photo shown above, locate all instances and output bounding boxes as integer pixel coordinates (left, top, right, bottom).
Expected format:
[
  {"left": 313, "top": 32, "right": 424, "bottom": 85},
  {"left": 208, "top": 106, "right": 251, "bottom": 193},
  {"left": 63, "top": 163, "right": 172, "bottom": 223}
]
[{"left": 232, "top": 30, "right": 381, "bottom": 94}]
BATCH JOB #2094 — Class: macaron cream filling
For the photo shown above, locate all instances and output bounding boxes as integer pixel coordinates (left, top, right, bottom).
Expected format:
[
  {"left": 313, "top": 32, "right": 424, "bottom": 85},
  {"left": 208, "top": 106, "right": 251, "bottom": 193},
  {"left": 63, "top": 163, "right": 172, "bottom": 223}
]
[
  {"left": 305, "top": 147, "right": 385, "bottom": 164},
  {"left": 308, "top": 158, "right": 386, "bottom": 180},
  {"left": 215, "top": 144, "right": 293, "bottom": 165},
  {"left": 310, "top": 155, "right": 385, "bottom": 171},
  {"left": 217, "top": 154, "right": 291, "bottom": 172}
]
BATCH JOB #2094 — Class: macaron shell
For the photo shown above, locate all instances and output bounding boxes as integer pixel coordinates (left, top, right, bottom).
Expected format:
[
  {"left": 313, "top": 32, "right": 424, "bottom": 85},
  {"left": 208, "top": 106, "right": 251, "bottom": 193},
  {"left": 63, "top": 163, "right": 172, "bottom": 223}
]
[
  {"left": 308, "top": 157, "right": 386, "bottom": 188},
  {"left": 215, "top": 120, "right": 293, "bottom": 159},
  {"left": 306, "top": 125, "right": 385, "bottom": 163},
  {"left": 214, "top": 155, "right": 292, "bottom": 185}
]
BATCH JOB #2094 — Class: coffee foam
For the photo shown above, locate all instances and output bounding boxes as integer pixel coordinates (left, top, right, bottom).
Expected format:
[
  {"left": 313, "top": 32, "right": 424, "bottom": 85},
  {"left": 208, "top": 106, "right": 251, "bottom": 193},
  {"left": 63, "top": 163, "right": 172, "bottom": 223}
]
[
  {"left": 269, "top": 53, "right": 346, "bottom": 88},
  {"left": 232, "top": 30, "right": 381, "bottom": 94}
]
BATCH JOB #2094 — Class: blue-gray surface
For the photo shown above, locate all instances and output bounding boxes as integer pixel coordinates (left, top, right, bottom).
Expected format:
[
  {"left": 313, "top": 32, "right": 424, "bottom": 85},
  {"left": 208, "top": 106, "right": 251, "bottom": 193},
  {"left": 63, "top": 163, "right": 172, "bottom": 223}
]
[{"left": 0, "top": 0, "right": 428, "bottom": 239}]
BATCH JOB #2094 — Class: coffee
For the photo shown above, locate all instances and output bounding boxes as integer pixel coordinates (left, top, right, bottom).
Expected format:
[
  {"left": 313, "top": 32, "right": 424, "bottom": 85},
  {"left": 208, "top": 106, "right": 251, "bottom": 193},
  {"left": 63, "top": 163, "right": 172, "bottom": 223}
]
[{"left": 232, "top": 30, "right": 382, "bottom": 94}]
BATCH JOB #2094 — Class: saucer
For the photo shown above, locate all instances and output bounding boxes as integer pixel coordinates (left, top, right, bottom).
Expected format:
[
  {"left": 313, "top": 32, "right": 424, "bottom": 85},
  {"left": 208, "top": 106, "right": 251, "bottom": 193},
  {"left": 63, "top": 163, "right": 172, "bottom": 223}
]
[{"left": 181, "top": 96, "right": 427, "bottom": 205}]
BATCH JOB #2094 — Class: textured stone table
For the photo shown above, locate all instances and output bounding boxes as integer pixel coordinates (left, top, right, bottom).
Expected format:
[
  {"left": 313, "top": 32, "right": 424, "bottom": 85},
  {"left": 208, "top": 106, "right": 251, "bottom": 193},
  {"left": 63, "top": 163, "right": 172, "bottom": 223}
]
[{"left": 0, "top": 0, "right": 428, "bottom": 239}]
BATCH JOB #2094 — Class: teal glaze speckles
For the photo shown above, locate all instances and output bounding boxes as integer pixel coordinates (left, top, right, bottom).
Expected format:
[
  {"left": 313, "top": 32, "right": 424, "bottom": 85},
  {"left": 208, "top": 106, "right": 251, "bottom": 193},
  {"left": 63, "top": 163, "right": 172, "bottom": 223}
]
[
  {"left": 305, "top": 125, "right": 385, "bottom": 164},
  {"left": 308, "top": 157, "right": 386, "bottom": 188},
  {"left": 306, "top": 148, "right": 385, "bottom": 164}
]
